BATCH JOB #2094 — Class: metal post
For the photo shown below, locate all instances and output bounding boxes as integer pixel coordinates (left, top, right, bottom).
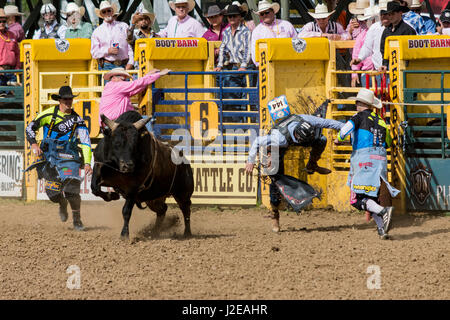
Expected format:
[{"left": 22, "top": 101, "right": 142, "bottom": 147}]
[
  {"left": 280, "top": 0, "right": 289, "bottom": 21},
  {"left": 245, "top": 0, "right": 260, "bottom": 27}
]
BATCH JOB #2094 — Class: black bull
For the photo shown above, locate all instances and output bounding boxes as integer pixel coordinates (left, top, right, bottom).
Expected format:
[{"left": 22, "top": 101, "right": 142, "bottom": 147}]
[{"left": 91, "top": 111, "right": 194, "bottom": 239}]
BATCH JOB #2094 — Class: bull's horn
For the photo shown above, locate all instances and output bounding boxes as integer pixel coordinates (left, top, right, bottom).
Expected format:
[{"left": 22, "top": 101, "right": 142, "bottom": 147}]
[
  {"left": 101, "top": 114, "right": 118, "bottom": 131},
  {"left": 133, "top": 117, "right": 152, "bottom": 130}
]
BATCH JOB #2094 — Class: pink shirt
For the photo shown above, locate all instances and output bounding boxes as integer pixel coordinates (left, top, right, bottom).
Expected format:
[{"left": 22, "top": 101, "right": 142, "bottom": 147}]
[
  {"left": 0, "top": 31, "right": 20, "bottom": 69},
  {"left": 158, "top": 15, "right": 206, "bottom": 38},
  {"left": 7, "top": 22, "right": 24, "bottom": 43},
  {"left": 251, "top": 19, "right": 297, "bottom": 65},
  {"left": 91, "top": 20, "right": 134, "bottom": 65},
  {"left": 298, "top": 21, "right": 350, "bottom": 40},
  {"left": 351, "top": 28, "right": 374, "bottom": 79},
  {"left": 99, "top": 73, "right": 161, "bottom": 124}
]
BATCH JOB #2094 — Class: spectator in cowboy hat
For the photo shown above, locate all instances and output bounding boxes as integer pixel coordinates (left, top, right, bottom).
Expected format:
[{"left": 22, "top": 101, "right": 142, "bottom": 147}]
[
  {"left": 251, "top": 0, "right": 297, "bottom": 66},
  {"left": 0, "top": 8, "right": 20, "bottom": 89},
  {"left": 32, "top": 3, "right": 67, "bottom": 39},
  {"left": 227, "top": 1, "right": 255, "bottom": 32},
  {"left": 128, "top": 8, "right": 157, "bottom": 48},
  {"left": 379, "top": 1, "right": 416, "bottom": 72},
  {"left": 4, "top": 5, "right": 24, "bottom": 43},
  {"left": 297, "top": 2, "right": 351, "bottom": 40},
  {"left": 99, "top": 67, "right": 171, "bottom": 126},
  {"left": 91, "top": 1, "right": 134, "bottom": 73},
  {"left": 409, "top": 0, "right": 436, "bottom": 33},
  {"left": 437, "top": 9, "right": 450, "bottom": 35},
  {"left": 63, "top": 2, "right": 93, "bottom": 39},
  {"left": 398, "top": 0, "right": 428, "bottom": 34},
  {"left": 346, "top": 0, "right": 370, "bottom": 39},
  {"left": 157, "top": 0, "right": 205, "bottom": 38},
  {"left": 202, "top": 5, "right": 227, "bottom": 41}
]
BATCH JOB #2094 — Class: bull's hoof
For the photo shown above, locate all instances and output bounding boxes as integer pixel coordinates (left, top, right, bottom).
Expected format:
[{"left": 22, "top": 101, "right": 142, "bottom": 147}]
[
  {"left": 183, "top": 230, "right": 192, "bottom": 238},
  {"left": 120, "top": 234, "right": 129, "bottom": 241},
  {"left": 106, "top": 192, "right": 120, "bottom": 201}
]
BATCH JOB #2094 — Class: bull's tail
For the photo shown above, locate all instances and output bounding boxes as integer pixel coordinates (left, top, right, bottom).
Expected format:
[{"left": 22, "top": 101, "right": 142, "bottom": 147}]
[{"left": 135, "top": 202, "right": 148, "bottom": 210}]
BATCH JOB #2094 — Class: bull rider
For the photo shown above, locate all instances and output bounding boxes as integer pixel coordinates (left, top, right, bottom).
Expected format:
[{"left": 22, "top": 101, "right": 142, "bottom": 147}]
[{"left": 25, "top": 86, "right": 93, "bottom": 231}]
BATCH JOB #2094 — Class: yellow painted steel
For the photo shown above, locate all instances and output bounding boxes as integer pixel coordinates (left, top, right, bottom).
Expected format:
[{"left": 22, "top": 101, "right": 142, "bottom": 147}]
[{"left": 189, "top": 101, "right": 219, "bottom": 140}]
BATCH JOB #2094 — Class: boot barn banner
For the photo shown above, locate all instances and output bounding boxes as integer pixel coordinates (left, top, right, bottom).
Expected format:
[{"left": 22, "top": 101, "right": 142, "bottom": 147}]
[{"left": 0, "top": 151, "right": 24, "bottom": 197}]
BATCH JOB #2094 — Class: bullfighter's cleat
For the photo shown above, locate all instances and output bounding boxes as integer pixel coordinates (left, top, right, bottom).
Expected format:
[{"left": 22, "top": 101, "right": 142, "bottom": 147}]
[
  {"left": 377, "top": 227, "right": 390, "bottom": 240},
  {"left": 378, "top": 206, "right": 393, "bottom": 233}
]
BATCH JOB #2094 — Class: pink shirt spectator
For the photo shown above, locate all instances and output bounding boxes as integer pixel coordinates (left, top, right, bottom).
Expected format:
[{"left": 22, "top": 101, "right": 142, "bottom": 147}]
[
  {"left": 298, "top": 21, "right": 350, "bottom": 40},
  {"left": 158, "top": 15, "right": 206, "bottom": 38},
  {"left": 7, "top": 22, "right": 24, "bottom": 43},
  {"left": 91, "top": 20, "right": 134, "bottom": 65},
  {"left": 99, "top": 73, "right": 161, "bottom": 124},
  {"left": 202, "top": 23, "right": 228, "bottom": 41},
  {"left": 351, "top": 28, "right": 374, "bottom": 80},
  {"left": 0, "top": 31, "right": 20, "bottom": 69},
  {"left": 346, "top": 20, "right": 368, "bottom": 40},
  {"left": 251, "top": 19, "right": 297, "bottom": 65}
]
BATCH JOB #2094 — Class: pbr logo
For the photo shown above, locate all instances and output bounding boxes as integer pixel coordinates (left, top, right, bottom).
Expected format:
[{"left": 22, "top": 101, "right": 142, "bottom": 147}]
[
  {"left": 411, "top": 163, "right": 432, "bottom": 205},
  {"left": 292, "top": 38, "right": 307, "bottom": 53},
  {"left": 55, "top": 39, "right": 70, "bottom": 53}
]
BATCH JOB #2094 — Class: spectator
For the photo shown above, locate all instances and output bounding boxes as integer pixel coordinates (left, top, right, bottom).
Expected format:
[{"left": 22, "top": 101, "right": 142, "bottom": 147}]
[
  {"left": 399, "top": 0, "right": 428, "bottom": 34},
  {"left": 436, "top": 9, "right": 450, "bottom": 35},
  {"left": 410, "top": 0, "right": 436, "bottom": 34},
  {"left": 33, "top": 3, "right": 67, "bottom": 39},
  {"left": 128, "top": 8, "right": 157, "bottom": 48},
  {"left": 351, "top": 1, "right": 389, "bottom": 87},
  {"left": 4, "top": 5, "right": 24, "bottom": 43},
  {"left": 91, "top": 1, "right": 134, "bottom": 72},
  {"left": 231, "top": 1, "right": 256, "bottom": 32},
  {"left": 202, "top": 5, "right": 227, "bottom": 41},
  {"left": 63, "top": 3, "right": 93, "bottom": 39},
  {"left": 0, "top": 8, "right": 20, "bottom": 89},
  {"left": 379, "top": 1, "right": 416, "bottom": 72},
  {"left": 158, "top": 0, "right": 205, "bottom": 38},
  {"left": 298, "top": 2, "right": 351, "bottom": 40},
  {"left": 347, "top": 0, "right": 370, "bottom": 39},
  {"left": 251, "top": 0, "right": 297, "bottom": 66},
  {"left": 214, "top": 4, "right": 252, "bottom": 123},
  {"left": 350, "top": 7, "right": 376, "bottom": 88},
  {"left": 99, "top": 67, "right": 170, "bottom": 124}
]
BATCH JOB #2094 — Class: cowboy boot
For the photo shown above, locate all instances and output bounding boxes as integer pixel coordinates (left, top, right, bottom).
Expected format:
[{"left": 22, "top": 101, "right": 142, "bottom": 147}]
[
  {"left": 306, "top": 159, "right": 331, "bottom": 175},
  {"left": 72, "top": 210, "right": 85, "bottom": 231},
  {"left": 59, "top": 198, "right": 68, "bottom": 222},
  {"left": 270, "top": 204, "right": 280, "bottom": 233}
]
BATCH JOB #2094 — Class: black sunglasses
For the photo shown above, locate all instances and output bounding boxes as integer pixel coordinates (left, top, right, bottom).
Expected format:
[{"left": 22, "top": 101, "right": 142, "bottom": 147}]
[
  {"left": 0, "top": 20, "right": 7, "bottom": 23},
  {"left": 260, "top": 10, "right": 272, "bottom": 16},
  {"left": 228, "top": 14, "right": 240, "bottom": 18}
]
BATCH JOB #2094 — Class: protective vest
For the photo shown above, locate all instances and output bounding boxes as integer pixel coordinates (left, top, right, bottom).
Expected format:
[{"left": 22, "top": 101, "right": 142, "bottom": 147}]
[
  {"left": 270, "top": 114, "right": 314, "bottom": 145},
  {"left": 39, "top": 24, "right": 60, "bottom": 39}
]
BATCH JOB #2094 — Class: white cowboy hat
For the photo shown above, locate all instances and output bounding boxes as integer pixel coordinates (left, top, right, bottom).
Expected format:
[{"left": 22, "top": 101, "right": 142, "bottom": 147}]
[
  {"left": 351, "top": 88, "right": 382, "bottom": 109},
  {"left": 357, "top": 6, "right": 378, "bottom": 21},
  {"left": 62, "top": 2, "right": 86, "bottom": 17},
  {"left": 232, "top": 1, "right": 249, "bottom": 13},
  {"left": 169, "top": 0, "right": 195, "bottom": 13},
  {"left": 254, "top": 0, "right": 280, "bottom": 15},
  {"left": 133, "top": 8, "right": 156, "bottom": 26},
  {"left": 309, "top": 3, "right": 335, "bottom": 19},
  {"left": 378, "top": 0, "right": 389, "bottom": 12},
  {"left": 95, "top": 1, "right": 121, "bottom": 19},
  {"left": 104, "top": 68, "right": 132, "bottom": 81},
  {"left": 4, "top": 5, "right": 24, "bottom": 16},
  {"left": 408, "top": 0, "right": 422, "bottom": 9},
  {"left": 348, "top": 0, "right": 370, "bottom": 15}
]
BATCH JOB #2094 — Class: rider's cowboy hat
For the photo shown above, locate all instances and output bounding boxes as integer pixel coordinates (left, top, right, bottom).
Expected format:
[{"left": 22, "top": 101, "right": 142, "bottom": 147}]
[
  {"left": 95, "top": 1, "right": 121, "bottom": 19},
  {"left": 62, "top": 2, "right": 86, "bottom": 17},
  {"left": 254, "top": 0, "right": 280, "bottom": 15},
  {"left": 104, "top": 68, "right": 132, "bottom": 81},
  {"left": 351, "top": 88, "right": 382, "bottom": 109},
  {"left": 4, "top": 5, "right": 25, "bottom": 16},
  {"left": 169, "top": 0, "right": 195, "bottom": 13},
  {"left": 51, "top": 86, "right": 79, "bottom": 100},
  {"left": 349, "top": 0, "right": 370, "bottom": 15},
  {"left": 309, "top": 3, "right": 335, "bottom": 19}
]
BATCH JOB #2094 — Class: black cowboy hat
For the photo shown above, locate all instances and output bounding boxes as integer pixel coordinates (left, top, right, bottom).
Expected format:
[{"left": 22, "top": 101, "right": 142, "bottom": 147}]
[
  {"left": 381, "top": 1, "right": 409, "bottom": 14},
  {"left": 51, "top": 86, "right": 79, "bottom": 100},
  {"left": 204, "top": 5, "right": 224, "bottom": 18},
  {"left": 224, "top": 4, "right": 245, "bottom": 17}
]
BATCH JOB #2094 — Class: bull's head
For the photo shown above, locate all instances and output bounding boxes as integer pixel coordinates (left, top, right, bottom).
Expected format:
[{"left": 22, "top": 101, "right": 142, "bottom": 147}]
[{"left": 100, "top": 114, "right": 152, "bottom": 173}]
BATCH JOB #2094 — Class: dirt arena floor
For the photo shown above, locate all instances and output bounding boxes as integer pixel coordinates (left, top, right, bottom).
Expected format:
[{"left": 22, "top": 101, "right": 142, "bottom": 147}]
[{"left": 0, "top": 199, "right": 449, "bottom": 300}]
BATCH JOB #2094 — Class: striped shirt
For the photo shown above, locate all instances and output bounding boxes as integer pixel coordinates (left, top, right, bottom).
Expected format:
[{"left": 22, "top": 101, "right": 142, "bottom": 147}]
[
  {"left": 297, "top": 21, "right": 350, "bottom": 39},
  {"left": 217, "top": 23, "right": 252, "bottom": 69}
]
